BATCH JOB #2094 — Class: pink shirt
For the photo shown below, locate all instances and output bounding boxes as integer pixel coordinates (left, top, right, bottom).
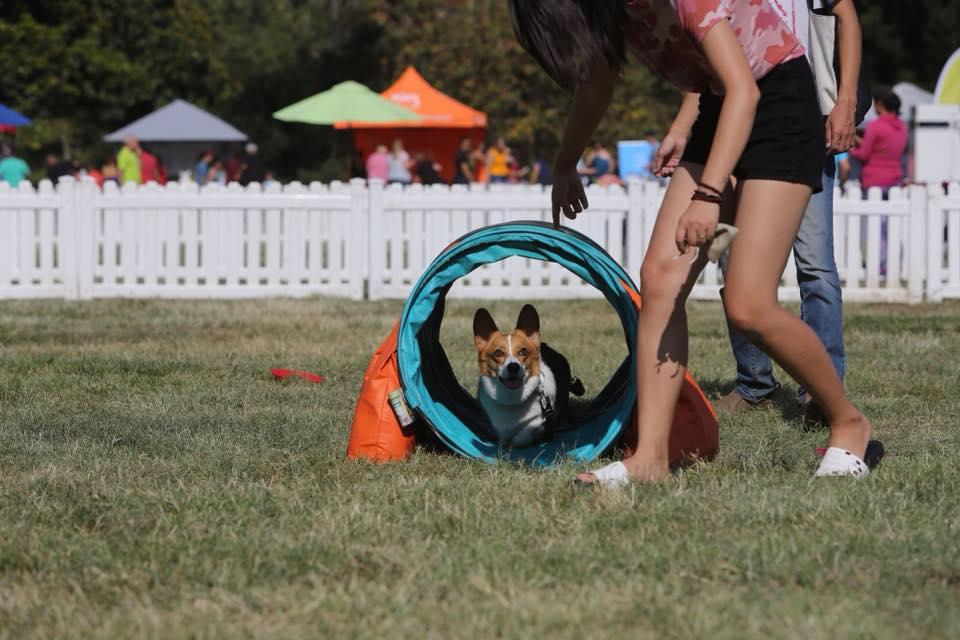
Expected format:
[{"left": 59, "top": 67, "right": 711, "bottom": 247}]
[
  {"left": 365, "top": 151, "right": 389, "bottom": 181},
  {"left": 625, "top": 0, "right": 805, "bottom": 93},
  {"left": 849, "top": 113, "right": 908, "bottom": 190}
]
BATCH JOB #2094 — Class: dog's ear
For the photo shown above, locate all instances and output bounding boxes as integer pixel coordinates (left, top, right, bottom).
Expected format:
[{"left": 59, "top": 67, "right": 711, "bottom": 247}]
[
  {"left": 473, "top": 308, "right": 499, "bottom": 350},
  {"left": 515, "top": 304, "right": 541, "bottom": 347}
]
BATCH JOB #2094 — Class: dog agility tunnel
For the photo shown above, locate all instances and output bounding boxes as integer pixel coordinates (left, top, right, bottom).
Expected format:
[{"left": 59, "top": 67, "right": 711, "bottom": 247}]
[{"left": 388, "top": 221, "right": 717, "bottom": 467}]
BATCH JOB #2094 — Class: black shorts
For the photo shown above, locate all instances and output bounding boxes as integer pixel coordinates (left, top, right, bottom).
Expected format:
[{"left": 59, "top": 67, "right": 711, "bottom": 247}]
[{"left": 683, "top": 57, "right": 825, "bottom": 193}]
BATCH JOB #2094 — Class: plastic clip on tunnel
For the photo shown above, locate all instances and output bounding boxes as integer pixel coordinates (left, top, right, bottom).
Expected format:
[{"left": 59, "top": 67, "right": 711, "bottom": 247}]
[{"left": 395, "top": 221, "right": 714, "bottom": 466}]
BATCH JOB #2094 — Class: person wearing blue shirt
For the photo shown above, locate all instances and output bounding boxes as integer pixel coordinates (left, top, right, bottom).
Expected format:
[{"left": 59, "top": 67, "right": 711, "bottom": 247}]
[
  {"left": 0, "top": 144, "right": 30, "bottom": 186},
  {"left": 194, "top": 149, "right": 214, "bottom": 185}
]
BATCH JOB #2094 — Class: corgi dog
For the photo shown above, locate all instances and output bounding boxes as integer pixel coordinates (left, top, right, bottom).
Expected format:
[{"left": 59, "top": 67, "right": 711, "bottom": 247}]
[{"left": 473, "top": 305, "right": 583, "bottom": 448}]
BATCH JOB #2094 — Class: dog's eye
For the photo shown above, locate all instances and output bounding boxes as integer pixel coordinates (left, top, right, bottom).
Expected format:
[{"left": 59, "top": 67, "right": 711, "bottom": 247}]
[
  {"left": 492, "top": 349, "right": 504, "bottom": 359},
  {"left": 518, "top": 348, "right": 529, "bottom": 358}
]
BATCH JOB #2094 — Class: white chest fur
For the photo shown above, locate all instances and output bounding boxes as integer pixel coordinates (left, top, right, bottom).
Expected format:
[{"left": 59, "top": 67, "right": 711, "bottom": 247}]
[{"left": 477, "top": 362, "right": 557, "bottom": 448}]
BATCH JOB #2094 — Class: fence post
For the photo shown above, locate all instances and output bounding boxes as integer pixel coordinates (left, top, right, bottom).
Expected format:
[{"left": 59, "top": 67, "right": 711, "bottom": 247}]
[
  {"left": 366, "top": 179, "right": 385, "bottom": 300},
  {"left": 75, "top": 177, "right": 97, "bottom": 300},
  {"left": 56, "top": 177, "right": 79, "bottom": 299},
  {"left": 907, "top": 184, "right": 927, "bottom": 303},
  {"left": 625, "top": 179, "right": 644, "bottom": 280},
  {"left": 926, "top": 185, "right": 943, "bottom": 302},
  {"left": 349, "top": 178, "right": 367, "bottom": 300}
]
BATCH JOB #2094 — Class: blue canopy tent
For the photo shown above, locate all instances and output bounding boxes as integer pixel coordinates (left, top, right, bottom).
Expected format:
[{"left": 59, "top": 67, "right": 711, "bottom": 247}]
[
  {"left": 0, "top": 104, "right": 32, "bottom": 139},
  {"left": 0, "top": 104, "right": 31, "bottom": 128}
]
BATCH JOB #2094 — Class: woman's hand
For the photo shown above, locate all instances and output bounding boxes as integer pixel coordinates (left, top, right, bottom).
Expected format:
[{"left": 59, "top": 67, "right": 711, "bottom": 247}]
[
  {"left": 826, "top": 96, "right": 857, "bottom": 152},
  {"left": 675, "top": 200, "right": 720, "bottom": 254},
  {"left": 652, "top": 132, "right": 688, "bottom": 178},
  {"left": 551, "top": 163, "right": 588, "bottom": 228}
]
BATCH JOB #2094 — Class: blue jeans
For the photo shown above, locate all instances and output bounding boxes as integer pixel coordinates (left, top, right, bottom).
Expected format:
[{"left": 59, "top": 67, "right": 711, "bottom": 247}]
[{"left": 723, "top": 162, "right": 845, "bottom": 403}]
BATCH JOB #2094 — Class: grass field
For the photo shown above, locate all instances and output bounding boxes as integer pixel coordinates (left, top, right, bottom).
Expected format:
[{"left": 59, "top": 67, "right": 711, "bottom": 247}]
[{"left": 1, "top": 297, "right": 959, "bottom": 639}]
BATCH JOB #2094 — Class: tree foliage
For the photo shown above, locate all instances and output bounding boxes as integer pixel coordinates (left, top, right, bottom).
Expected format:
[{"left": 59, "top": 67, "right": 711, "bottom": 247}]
[{"left": 1, "top": 0, "right": 956, "bottom": 180}]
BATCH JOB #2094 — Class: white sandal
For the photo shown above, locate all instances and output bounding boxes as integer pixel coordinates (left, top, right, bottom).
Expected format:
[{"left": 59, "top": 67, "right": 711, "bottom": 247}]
[
  {"left": 814, "top": 447, "right": 870, "bottom": 480},
  {"left": 575, "top": 461, "right": 630, "bottom": 487}
]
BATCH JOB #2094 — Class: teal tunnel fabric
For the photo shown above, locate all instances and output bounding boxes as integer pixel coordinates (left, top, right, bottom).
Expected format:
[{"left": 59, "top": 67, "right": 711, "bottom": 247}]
[{"left": 397, "top": 222, "right": 639, "bottom": 466}]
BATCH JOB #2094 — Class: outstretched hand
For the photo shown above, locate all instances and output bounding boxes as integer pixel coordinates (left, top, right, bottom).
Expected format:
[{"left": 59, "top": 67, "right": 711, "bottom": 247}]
[
  {"left": 551, "top": 164, "right": 589, "bottom": 228},
  {"left": 652, "top": 132, "right": 688, "bottom": 178}
]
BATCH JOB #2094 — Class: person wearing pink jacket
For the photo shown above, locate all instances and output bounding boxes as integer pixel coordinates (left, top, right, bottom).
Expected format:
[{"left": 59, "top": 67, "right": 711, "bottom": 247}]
[{"left": 850, "top": 90, "right": 908, "bottom": 193}]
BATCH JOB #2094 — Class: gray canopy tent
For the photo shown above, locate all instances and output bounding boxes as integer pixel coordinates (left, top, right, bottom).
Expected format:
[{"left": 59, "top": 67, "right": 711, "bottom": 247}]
[{"left": 103, "top": 99, "right": 247, "bottom": 176}]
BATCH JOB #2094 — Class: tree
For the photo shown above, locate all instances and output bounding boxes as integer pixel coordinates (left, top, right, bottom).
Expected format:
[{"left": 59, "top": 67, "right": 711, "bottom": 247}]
[
  {"left": 368, "top": 0, "right": 679, "bottom": 162},
  {"left": 857, "top": 0, "right": 960, "bottom": 90},
  {"left": 0, "top": 1, "right": 228, "bottom": 162},
  {"left": 2, "top": 0, "right": 956, "bottom": 181}
]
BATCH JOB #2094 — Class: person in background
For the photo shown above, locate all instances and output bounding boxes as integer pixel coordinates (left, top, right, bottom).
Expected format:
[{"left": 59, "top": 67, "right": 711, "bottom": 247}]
[
  {"left": 486, "top": 137, "right": 512, "bottom": 183},
  {"left": 508, "top": 153, "right": 529, "bottom": 183},
  {"left": 117, "top": 136, "right": 141, "bottom": 185},
  {"left": 102, "top": 158, "right": 120, "bottom": 186},
  {"left": 194, "top": 149, "right": 214, "bottom": 185},
  {"left": 595, "top": 169, "right": 623, "bottom": 187},
  {"left": 0, "top": 144, "right": 30, "bottom": 186},
  {"left": 471, "top": 141, "right": 488, "bottom": 183},
  {"left": 262, "top": 170, "right": 279, "bottom": 190},
  {"left": 207, "top": 158, "right": 226, "bottom": 185},
  {"left": 350, "top": 148, "right": 367, "bottom": 180},
  {"left": 240, "top": 143, "right": 265, "bottom": 186},
  {"left": 46, "top": 153, "right": 74, "bottom": 183},
  {"left": 226, "top": 151, "right": 244, "bottom": 183},
  {"left": 413, "top": 152, "right": 443, "bottom": 185},
  {"left": 849, "top": 89, "right": 908, "bottom": 197},
  {"left": 585, "top": 141, "right": 614, "bottom": 183},
  {"left": 365, "top": 144, "right": 390, "bottom": 182},
  {"left": 453, "top": 137, "right": 473, "bottom": 185},
  {"left": 634, "top": 130, "right": 661, "bottom": 178},
  {"left": 387, "top": 139, "right": 412, "bottom": 185},
  {"left": 84, "top": 161, "right": 104, "bottom": 188},
  {"left": 139, "top": 144, "right": 159, "bottom": 184},
  {"left": 529, "top": 157, "right": 553, "bottom": 186},
  {"left": 155, "top": 154, "right": 168, "bottom": 185}
]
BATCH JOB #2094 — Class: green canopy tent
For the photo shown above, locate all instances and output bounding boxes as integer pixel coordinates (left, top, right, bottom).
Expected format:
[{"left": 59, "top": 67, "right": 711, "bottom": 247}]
[
  {"left": 274, "top": 81, "right": 422, "bottom": 176},
  {"left": 273, "top": 81, "right": 422, "bottom": 125}
]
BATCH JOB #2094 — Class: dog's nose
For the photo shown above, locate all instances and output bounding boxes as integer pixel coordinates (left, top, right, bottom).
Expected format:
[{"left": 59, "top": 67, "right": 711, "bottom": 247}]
[{"left": 506, "top": 362, "right": 521, "bottom": 376}]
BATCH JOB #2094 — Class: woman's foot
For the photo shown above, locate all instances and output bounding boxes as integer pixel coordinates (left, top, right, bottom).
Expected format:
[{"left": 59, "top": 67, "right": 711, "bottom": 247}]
[
  {"left": 815, "top": 411, "right": 877, "bottom": 479},
  {"left": 575, "top": 453, "right": 670, "bottom": 485},
  {"left": 827, "top": 411, "right": 873, "bottom": 460}
]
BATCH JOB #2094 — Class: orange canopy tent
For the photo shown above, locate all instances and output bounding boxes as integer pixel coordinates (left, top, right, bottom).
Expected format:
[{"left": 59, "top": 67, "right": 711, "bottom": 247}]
[{"left": 336, "top": 67, "right": 488, "bottom": 183}]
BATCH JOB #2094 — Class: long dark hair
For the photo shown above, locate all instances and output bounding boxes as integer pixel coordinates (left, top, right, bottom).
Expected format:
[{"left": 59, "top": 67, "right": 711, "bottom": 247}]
[
  {"left": 508, "top": 0, "right": 627, "bottom": 91},
  {"left": 874, "top": 88, "right": 901, "bottom": 116}
]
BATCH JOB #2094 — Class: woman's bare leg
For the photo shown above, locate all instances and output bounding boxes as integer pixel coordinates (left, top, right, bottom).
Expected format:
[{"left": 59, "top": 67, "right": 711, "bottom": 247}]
[
  {"left": 723, "top": 180, "right": 872, "bottom": 457},
  {"left": 577, "top": 163, "right": 723, "bottom": 482}
]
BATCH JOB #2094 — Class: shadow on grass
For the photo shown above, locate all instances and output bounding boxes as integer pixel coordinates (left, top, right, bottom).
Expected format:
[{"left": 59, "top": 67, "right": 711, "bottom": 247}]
[{"left": 696, "top": 377, "right": 827, "bottom": 430}]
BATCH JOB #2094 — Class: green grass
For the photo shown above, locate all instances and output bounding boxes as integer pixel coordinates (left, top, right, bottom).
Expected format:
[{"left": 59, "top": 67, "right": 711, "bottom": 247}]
[{"left": 1, "top": 298, "right": 959, "bottom": 639}]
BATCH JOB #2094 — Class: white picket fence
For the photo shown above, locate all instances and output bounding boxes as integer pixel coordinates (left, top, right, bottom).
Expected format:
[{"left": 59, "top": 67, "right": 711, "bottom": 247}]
[{"left": 1, "top": 176, "right": 959, "bottom": 303}]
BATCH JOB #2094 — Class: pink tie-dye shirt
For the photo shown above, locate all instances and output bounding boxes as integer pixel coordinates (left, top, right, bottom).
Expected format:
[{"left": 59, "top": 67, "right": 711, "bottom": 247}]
[{"left": 625, "top": 0, "right": 805, "bottom": 94}]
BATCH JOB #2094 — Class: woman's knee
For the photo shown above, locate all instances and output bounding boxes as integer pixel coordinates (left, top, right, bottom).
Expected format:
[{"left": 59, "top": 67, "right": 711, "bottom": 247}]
[
  {"left": 723, "top": 287, "right": 776, "bottom": 334},
  {"left": 639, "top": 256, "right": 687, "bottom": 306}
]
